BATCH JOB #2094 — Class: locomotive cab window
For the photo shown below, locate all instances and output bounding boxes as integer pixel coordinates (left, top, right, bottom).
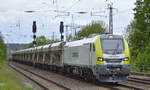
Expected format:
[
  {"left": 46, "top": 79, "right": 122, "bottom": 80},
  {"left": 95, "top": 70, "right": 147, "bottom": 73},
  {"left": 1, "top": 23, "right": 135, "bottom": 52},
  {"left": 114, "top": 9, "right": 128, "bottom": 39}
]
[
  {"left": 101, "top": 38, "right": 124, "bottom": 55},
  {"left": 93, "top": 43, "right": 95, "bottom": 52},
  {"left": 90, "top": 43, "right": 92, "bottom": 51}
]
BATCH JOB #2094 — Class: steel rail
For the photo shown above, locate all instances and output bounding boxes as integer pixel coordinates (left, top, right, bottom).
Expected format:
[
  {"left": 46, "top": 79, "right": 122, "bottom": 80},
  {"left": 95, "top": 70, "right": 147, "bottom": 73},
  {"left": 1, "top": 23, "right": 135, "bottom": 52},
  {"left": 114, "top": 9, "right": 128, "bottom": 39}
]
[
  {"left": 128, "top": 77, "right": 150, "bottom": 85},
  {"left": 9, "top": 63, "right": 70, "bottom": 90}
]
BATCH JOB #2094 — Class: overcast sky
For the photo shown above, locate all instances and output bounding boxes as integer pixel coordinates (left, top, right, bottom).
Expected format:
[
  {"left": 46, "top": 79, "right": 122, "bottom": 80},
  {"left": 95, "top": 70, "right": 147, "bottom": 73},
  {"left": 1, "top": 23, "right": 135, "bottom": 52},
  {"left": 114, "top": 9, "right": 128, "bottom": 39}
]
[{"left": 0, "top": 0, "right": 136, "bottom": 44}]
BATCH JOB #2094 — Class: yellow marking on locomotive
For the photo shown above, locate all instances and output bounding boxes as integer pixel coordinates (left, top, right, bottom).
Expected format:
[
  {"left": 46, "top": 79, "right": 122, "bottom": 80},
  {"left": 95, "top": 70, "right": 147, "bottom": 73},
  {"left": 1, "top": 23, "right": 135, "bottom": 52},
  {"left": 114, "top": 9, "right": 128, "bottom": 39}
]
[
  {"left": 123, "top": 39, "right": 130, "bottom": 64},
  {"left": 94, "top": 37, "right": 104, "bottom": 65},
  {"left": 123, "top": 61, "right": 129, "bottom": 64}
]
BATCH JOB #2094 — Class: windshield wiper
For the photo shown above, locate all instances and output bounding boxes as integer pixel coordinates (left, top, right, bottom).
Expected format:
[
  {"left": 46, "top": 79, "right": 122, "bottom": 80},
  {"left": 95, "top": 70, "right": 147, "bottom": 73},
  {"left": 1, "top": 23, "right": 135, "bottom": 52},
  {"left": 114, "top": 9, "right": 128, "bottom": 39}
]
[{"left": 113, "top": 42, "right": 120, "bottom": 55}]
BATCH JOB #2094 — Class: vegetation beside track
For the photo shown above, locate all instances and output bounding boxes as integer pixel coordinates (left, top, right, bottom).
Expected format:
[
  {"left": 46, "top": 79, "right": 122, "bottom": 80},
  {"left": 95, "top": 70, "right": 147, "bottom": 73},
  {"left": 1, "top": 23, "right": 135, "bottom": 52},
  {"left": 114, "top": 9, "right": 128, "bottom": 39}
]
[
  {"left": 0, "top": 37, "right": 7, "bottom": 69},
  {"left": 0, "top": 64, "right": 33, "bottom": 90},
  {"left": 0, "top": 36, "right": 33, "bottom": 90},
  {"left": 126, "top": 0, "right": 150, "bottom": 73}
]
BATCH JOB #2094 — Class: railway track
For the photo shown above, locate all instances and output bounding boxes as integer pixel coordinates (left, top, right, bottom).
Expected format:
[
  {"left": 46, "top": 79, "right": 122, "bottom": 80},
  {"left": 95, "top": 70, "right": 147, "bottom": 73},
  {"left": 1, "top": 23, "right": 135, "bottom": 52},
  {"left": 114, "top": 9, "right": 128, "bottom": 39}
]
[
  {"left": 10, "top": 62, "right": 149, "bottom": 90},
  {"left": 95, "top": 82, "right": 145, "bottom": 90},
  {"left": 9, "top": 63, "right": 70, "bottom": 90},
  {"left": 9, "top": 62, "right": 118, "bottom": 90},
  {"left": 116, "top": 76, "right": 150, "bottom": 90},
  {"left": 66, "top": 72, "right": 146, "bottom": 90},
  {"left": 128, "top": 77, "right": 150, "bottom": 85},
  {"left": 117, "top": 83, "right": 146, "bottom": 90},
  {"left": 131, "top": 72, "right": 150, "bottom": 77}
]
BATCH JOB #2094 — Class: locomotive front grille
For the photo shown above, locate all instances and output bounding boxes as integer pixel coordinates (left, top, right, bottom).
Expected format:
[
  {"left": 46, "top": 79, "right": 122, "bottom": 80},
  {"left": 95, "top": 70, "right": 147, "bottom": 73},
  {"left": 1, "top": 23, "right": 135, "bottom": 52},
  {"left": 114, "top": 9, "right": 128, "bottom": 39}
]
[{"left": 104, "top": 59, "right": 122, "bottom": 63}]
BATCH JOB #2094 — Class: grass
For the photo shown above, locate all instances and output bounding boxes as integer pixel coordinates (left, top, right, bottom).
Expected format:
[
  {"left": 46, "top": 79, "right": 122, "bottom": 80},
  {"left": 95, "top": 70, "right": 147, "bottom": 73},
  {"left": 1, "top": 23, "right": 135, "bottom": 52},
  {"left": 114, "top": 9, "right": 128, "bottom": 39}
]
[
  {"left": 131, "top": 64, "right": 150, "bottom": 74},
  {"left": 0, "top": 62, "right": 33, "bottom": 90}
]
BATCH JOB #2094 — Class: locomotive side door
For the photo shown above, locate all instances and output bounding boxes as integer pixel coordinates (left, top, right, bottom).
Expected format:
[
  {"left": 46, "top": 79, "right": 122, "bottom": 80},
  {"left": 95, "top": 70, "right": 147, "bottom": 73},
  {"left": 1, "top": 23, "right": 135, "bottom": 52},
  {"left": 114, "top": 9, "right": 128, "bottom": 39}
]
[
  {"left": 84, "top": 43, "right": 93, "bottom": 65},
  {"left": 89, "top": 43, "right": 92, "bottom": 65},
  {"left": 89, "top": 43, "right": 96, "bottom": 65}
]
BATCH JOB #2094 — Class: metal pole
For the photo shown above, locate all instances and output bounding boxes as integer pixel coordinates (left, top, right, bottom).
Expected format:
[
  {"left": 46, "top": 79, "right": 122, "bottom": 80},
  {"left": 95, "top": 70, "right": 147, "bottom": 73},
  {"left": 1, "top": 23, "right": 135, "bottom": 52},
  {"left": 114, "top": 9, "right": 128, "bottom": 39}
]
[
  {"left": 65, "top": 25, "right": 68, "bottom": 41},
  {"left": 52, "top": 32, "right": 55, "bottom": 41},
  {"left": 71, "top": 14, "right": 74, "bottom": 36},
  {"left": 108, "top": 4, "right": 113, "bottom": 34},
  {"left": 33, "top": 33, "right": 36, "bottom": 47}
]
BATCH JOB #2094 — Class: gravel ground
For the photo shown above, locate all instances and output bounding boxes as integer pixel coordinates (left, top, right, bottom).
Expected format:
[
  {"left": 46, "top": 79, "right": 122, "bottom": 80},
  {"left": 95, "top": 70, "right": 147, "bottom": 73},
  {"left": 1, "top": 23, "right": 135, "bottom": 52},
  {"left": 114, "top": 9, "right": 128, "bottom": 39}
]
[
  {"left": 12, "top": 62, "right": 146, "bottom": 90},
  {"left": 13, "top": 63, "right": 112, "bottom": 90},
  {"left": 21, "top": 74, "right": 45, "bottom": 90}
]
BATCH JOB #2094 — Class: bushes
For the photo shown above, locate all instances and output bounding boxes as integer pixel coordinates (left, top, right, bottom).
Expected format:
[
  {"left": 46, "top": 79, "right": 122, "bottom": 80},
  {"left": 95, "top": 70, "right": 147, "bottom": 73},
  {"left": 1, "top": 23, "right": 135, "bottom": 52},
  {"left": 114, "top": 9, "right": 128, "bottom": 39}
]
[
  {"left": 131, "top": 47, "right": 150, "bottom": 72},
  {"left": 126, "top": 0, "right": 150, "bottom": 73},
  {"left": 0, "top": 37, "right": 7, "bottom": 69},
  {"left": 136, "top": 51, "right": 150, "bottom": 65}
]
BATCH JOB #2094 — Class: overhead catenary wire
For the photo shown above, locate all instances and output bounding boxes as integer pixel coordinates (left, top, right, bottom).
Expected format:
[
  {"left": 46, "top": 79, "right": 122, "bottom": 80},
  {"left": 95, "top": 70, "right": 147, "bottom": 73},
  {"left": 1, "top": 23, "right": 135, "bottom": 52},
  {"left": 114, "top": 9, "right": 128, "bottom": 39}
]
[
  {"left": 63, "top": 0, "right": 81, "bottom": 12},
  {"left": 113, "top": 8, "right": 133, "bottom": 16}
]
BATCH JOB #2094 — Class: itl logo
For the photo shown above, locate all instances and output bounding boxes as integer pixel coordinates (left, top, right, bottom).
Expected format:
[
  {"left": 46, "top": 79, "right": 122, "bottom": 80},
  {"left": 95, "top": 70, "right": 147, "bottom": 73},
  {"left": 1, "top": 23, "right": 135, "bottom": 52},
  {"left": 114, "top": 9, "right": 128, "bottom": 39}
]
[{"left": 109, "top": 55, "right": 120, "bottom": 58}]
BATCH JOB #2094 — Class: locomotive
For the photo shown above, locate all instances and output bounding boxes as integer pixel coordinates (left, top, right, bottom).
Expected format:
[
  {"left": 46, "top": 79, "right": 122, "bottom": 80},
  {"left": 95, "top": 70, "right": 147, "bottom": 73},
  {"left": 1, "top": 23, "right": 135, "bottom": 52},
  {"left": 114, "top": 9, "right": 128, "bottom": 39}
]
[{"left": 11, "top": 34, "right": 130, "bottom": 83}]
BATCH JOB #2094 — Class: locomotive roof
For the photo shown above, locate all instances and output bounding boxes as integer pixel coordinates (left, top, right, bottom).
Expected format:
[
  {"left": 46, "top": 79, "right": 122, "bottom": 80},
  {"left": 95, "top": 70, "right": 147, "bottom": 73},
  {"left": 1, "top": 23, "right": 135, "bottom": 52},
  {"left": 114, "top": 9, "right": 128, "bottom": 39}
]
[
  {"left": 65, "top": 34, "right": 124, "bottom": 47},
  {"left": 100, "top": 34, "right": 123, "bottom": 39},
  {"left": 65, "top": 36, "right": 98, "bottom": 47}
]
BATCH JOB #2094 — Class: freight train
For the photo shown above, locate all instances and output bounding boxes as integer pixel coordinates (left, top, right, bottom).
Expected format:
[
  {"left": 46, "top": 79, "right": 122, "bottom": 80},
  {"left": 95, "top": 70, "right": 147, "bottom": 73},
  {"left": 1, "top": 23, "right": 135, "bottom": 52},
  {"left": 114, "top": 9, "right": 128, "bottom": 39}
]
[{"left": 11, "top": 34, "right": 130, "bottom": 83}]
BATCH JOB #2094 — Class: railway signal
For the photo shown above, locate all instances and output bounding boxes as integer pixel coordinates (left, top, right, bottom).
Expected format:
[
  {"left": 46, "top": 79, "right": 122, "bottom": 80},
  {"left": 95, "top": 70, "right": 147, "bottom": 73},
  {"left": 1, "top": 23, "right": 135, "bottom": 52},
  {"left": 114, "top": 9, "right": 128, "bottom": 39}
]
[
  {"left": 60, "top": 21, "right": 64, "bottom": 33},
  {"left": 33, "top": 35, "right": 36, "bottom": 39},
  {"left": 32, "top": 21, "right": 37, "bottom": 33},
  {"left": 60, "top": 21, "right": 64, "bottom": 41},
  {"left": 32, "top": 21, "right": 37, "bottom": 46}
]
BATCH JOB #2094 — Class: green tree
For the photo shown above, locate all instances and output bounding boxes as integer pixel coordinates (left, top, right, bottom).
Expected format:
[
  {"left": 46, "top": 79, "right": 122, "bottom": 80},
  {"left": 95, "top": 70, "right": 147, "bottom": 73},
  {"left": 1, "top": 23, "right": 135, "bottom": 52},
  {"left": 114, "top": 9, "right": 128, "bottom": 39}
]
[
  {"left": 27, "top": 36, "right": 59, "bottom": 48},
  {"left": 126, "top": 0, "right": 150, "bottom": 71},
  {"left": 0, "top": 36, "right": 7, "bottom": 68},
  {"left": 76, "top": 21, "right": 107, "bottom": 38},
  {"left": 126, "top": 0, "right": 150, "bottom": 54},
  {"left": 130, "top": 0, "right": 150, "bottom": 51}
]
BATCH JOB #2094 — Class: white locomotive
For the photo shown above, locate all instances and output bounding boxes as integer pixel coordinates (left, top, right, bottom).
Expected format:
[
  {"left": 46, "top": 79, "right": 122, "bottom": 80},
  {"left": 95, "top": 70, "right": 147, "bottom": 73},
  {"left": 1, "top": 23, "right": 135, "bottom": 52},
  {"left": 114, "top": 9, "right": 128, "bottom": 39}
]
[{"left": 12, "top": 34, "right": 130, "bottom": 82}]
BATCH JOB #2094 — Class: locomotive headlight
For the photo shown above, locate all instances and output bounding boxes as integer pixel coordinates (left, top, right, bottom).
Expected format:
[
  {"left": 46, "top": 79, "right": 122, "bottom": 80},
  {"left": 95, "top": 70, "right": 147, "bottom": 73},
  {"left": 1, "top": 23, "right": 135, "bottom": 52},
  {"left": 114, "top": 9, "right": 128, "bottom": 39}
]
[
  {"left": 97, "top": 57, "right": 104, "bottom": 61},
  {"left": 123, "top": 58, "right": 129, "bottom": 61}
]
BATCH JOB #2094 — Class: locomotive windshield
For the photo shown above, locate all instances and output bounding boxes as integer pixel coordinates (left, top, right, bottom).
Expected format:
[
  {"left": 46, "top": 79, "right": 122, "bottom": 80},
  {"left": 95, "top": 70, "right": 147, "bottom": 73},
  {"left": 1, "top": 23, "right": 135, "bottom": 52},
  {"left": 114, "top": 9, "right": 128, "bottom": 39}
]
[{"left": 101, "top": 38, "right": 124, "bottom": 55}]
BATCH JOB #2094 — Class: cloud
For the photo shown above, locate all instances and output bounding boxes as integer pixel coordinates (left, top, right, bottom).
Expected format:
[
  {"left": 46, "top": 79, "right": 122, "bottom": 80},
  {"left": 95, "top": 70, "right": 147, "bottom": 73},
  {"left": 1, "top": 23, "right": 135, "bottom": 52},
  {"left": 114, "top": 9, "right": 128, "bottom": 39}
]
[
  {"left": 0, "top": 0, "right": 27, "bottom": 10},
  {"left": 0, "top": 0, "right": 136, "bottom": 43}
]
